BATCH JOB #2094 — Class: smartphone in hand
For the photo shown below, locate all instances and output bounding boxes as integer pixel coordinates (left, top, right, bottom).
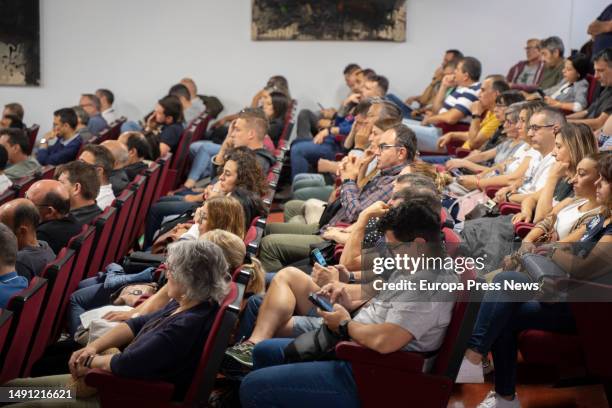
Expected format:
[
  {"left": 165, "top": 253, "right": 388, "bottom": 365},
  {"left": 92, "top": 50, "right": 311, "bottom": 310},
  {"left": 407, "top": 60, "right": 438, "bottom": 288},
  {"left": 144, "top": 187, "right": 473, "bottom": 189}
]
[
  {"left": 311, "top": 248, "right": 327, "bottom": 267},
  {"left": 308, "top": 292, "right": 334, "bottom": 312}
]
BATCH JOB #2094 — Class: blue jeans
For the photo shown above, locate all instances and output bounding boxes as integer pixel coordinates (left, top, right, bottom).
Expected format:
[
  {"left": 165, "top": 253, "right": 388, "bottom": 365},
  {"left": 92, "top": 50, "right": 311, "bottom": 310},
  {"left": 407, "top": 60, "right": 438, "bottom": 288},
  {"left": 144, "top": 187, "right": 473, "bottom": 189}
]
[
  {"left": 187, "top": 141, "right": 221, "bottom": 182},
  {"left": 67, "top": 277, "right": 115, "bottom": 336},
  {"left": 421, "top": 155, "right": 452, "bottom": 164},
  {"left": 386, "top": 93, "right": 413, "bottom": 118},
  {"left": 290, "top": 138, "right": 341, "bottom": 181},
  {"left": 236, "top": 294, "right": 264, "bottom": 341},
  {"left": 143, "top": 196, "right": 199, "bottom": 249},
  {"left": 468, "top": 271, "right": 576, "bottom": 396},
  {"left": 402, "top": 118, "right": 443, "bottom": 152},
  {"left": 240, "top": 338, "right": 359, "bottom": 408}
]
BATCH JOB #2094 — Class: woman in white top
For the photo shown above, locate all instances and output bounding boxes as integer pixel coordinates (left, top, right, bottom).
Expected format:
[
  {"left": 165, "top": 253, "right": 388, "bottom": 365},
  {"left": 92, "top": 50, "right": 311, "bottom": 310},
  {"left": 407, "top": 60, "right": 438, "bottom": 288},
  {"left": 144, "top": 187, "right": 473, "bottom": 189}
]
[
  {"left": 513, "top": 123, "right": 600, "bottom": 225},
  {"left": 544, "top": 53, "right": 590, "bottom": 113},
  {"left": 522, "top": 155, "right": 602, "bottom": 243}
]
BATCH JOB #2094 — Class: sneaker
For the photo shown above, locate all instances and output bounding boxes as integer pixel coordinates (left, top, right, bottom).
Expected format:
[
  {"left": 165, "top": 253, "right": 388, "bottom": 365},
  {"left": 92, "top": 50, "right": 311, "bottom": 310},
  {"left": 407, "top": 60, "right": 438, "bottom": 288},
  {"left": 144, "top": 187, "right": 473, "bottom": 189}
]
[
  {"left": 477, "top": 390, "right": 521, "bottom": 408},
  {"left": 455, "top": 356, "right": 484, "bottom": 383},
  {"left": 483, "top": 357, "right": 495, "bottom": 375},
  {"left": 225, "top": 341, "right": 255, "bottom": 368}
]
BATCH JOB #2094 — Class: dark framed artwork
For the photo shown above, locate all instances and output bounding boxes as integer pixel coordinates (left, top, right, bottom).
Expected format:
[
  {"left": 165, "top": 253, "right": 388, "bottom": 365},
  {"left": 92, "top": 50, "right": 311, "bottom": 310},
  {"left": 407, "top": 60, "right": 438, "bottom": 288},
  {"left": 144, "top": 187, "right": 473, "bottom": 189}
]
[
  {"left": 252, "top": 0, "right": 406, "bottom": 42},
  {"left": 0, "top": 0, "right": 40, "bottom": 86}
]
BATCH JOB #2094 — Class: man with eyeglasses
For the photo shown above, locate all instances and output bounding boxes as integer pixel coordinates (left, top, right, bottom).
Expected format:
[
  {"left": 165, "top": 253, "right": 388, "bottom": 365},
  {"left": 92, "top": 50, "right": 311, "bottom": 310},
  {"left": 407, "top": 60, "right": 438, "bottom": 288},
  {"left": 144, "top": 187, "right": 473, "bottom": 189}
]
[
  {"left": 507, "top": 39, "right": 545, "bottom": 91},
  {"left": 0, "top": 198, "right": 55, "bottom": 281},
  {"left": 79, "top": 93, "right": 108, "bottom": 136},
  {"left": 258, "top": 124, "right": 416, "bottom": 272},
  {"left": 497, "top": 107, "right": 566, "bottom": 203},
  {"left": 25, "top": 179, "right": 82, "bottom": 254},
  {"left": 36, "top": 108, "right": 83, "bottom": 166}
]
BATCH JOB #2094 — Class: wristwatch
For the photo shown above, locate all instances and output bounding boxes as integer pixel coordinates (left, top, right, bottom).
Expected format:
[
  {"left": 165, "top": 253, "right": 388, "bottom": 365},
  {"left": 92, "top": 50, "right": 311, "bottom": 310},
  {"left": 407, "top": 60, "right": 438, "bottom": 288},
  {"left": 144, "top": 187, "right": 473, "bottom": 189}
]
[
  {"left": 342, "top": 178, "right": 355, "bottom": 184},
  {"left": 348, "top": 271, "right": 356, "bottom": 284},
  {"left": 39, "top": 138, "right": 47, "bottom": 145},
  {"left": 473, "top": 114, "right": 482, "bottom": 120},
  {"left": 338, "top": 319, "right": 351, "bottom": 340}
]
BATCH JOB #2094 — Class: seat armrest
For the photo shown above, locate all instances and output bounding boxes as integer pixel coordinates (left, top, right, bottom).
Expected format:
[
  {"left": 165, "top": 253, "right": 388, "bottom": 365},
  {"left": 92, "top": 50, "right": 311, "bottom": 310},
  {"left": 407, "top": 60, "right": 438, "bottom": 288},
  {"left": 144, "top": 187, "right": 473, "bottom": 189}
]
[
  {"left": 485, "top": 186, "right": 502, "bottom": 198},
  {"left": 335, "top": 341, "right": 425, "bottom": 372},
  {"left": 499, "top": 202, "right": 522, "bottom": 215},
  {"left": 85, "top": 369, "right": 175, "bottom": 401}
]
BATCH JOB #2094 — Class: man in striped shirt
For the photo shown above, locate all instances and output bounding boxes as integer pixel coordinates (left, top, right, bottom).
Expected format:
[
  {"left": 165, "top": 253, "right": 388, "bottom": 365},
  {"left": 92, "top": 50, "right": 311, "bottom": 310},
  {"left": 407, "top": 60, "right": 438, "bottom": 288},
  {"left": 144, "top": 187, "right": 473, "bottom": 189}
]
[{"left": 403, "top": 56, "right": 481, "bottom": 152}]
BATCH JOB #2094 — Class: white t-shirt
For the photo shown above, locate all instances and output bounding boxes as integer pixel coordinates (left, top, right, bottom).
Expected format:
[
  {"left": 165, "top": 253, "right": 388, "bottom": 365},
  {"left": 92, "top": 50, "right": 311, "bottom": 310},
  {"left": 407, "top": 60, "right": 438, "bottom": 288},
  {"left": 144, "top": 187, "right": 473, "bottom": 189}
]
[
  {"left": 96, "top": 184, "right": 115, "bottom": 210},
  {"left": 555, "top": 199, "right": 601, "bottom": 239},
  {"left": 519, "top": 152, "right": 555, "bottom": 194},
  {"left": 505, "top": 143, "right": 540, "bottom": 175},
  {"left": 0, "top": 174, "right": 12, "bottom": 195}
]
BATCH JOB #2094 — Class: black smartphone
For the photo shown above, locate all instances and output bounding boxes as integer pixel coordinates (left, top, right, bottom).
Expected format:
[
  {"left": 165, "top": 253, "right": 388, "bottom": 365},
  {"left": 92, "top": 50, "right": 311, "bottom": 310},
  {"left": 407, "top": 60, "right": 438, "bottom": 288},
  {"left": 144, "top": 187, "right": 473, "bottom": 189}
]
[
  {"left": 311, "top": 248, "right": 327, "bottom": 267},
  {"left": 308, "top": 292, "right": 334, "bottom": 312},
  {"left": 450, "top": 168, "right": 463, "bottom": 177}
]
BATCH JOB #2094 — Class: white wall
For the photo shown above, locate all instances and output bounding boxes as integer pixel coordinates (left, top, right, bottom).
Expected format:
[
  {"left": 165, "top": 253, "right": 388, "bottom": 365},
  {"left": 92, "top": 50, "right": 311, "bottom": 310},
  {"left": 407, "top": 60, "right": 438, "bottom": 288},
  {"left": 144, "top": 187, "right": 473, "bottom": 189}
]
[{"left": 1, "top": 0, "right": 607, "bottom": 134}]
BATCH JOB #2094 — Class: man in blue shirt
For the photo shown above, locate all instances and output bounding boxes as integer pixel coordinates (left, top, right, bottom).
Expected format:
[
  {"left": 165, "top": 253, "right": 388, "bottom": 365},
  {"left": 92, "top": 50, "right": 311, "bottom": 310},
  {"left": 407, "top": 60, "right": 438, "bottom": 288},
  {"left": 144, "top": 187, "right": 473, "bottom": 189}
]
[
  {"left": 0, "top": 223, "right": 28, "bottom": 308},
  {"left": 36, "top": 108, "right": 83, "bottom": 165},
  {"left": 79, "top": 93, "right": 108, "bottom": 135}
]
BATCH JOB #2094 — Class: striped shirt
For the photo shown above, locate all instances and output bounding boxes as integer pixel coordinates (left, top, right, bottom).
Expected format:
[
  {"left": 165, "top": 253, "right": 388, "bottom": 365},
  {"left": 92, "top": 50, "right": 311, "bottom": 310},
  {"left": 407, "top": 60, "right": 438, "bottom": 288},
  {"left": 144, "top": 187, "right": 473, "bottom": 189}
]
[{"left": 440, "top": 83, "right": 481, "bottom": 124}]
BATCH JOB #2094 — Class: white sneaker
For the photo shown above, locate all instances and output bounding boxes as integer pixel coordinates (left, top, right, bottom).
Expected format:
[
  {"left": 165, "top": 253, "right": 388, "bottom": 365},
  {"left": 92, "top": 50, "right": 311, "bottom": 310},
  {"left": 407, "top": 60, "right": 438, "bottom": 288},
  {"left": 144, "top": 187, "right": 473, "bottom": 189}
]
[
  {"left": 455, "top": 356, "right": 484, "bottom": 383},
  {"left": 477, "top": 390, "right": 521, "bottom": 408}
]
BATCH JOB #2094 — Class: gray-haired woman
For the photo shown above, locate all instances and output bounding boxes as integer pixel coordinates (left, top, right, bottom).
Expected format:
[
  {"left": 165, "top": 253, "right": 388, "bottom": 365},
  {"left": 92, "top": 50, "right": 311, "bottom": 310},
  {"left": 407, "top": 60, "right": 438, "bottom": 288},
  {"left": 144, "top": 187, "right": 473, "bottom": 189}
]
[{"left": 5, "top": 240, "right": 230, "bottom": 407}]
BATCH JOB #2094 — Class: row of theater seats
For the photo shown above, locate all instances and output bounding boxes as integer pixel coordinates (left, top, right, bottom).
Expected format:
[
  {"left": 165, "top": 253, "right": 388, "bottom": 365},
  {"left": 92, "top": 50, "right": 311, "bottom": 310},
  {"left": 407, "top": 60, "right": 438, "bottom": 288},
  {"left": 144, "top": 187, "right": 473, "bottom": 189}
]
[{"left": 0, "top": 104, "right": 297, "bottom": 404}]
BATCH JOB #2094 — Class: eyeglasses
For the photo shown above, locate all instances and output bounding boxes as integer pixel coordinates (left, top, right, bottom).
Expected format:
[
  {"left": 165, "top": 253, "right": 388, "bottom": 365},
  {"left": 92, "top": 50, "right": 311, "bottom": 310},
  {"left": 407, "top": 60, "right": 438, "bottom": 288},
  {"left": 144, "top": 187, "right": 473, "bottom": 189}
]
[
  {"left": 524, "top": 46, "right": 539, "bottom": 51},
  {"left": 527, "top": 124, "right": 555, "bottom": 132},
  {"left": 377, "top": 143, "right": 402, "bottom": 151}
]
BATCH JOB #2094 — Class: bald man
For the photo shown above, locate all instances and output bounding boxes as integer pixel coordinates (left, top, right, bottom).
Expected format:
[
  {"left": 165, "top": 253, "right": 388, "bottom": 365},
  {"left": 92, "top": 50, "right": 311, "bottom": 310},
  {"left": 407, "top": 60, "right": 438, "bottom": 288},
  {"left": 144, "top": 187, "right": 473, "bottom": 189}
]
[
  {"left": 0, "top": 198, "right": 55, "bottom": 280},
  {"left": 180, "top": 77, "right": 206, "bottom": 114},
  {"left": 101, "top": 140, "right": 130, "bottom": 194},
  {"left": 26, "top": 179, "right": 82, "bottom": 254}
]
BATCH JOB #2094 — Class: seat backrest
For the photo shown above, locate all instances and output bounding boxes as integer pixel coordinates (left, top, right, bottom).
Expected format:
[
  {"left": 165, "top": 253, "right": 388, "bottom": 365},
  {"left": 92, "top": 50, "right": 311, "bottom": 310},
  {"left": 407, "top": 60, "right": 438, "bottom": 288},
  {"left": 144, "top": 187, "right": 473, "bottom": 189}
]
[
  {"left": 108, "top": 117, "right": 126, "bottom": 140},
  {"left": 51, "top": 225, "right": 96, "bottom": 338},
  {"left": 183, "top": 281, "right": 242, "bottom": 406},
  {"left": 104, "top": 189, "right": 135, "bottom": 265},
  {"left": 0, "top": 310, "right": 13, "bottom": 364},
  {"left": 135, "top": 162, "right": 160, "bottom": 235},
  {"left": 22, "top": 248, "right": 76, "bottom": 376},
  {"left": 0, "top": 277, "right": 47, "bottom": 383},
  {"left": 97, "top": 128, "right": 112, "bottom": 143},
  {"left": 40, "top": 165, "right": 56, "bottom": 180},
  {"left": 154, "top": 153, "right": 173, "bottom": 202},
  {"left": 431, "top": 268, "right": 482, "bottom": 379},
  {"left": 192, "top": 114, "right": 212, "bottom": 142},
  {"left": 586, "top": 74, "right": 597, "bottom": 106},
  {"left": 86, "top": 206, "right": 117, "bottom": 278},
  {"left": 27, "top": 124, "right": 40, "bottom": 155},
  {"left": 117, "top": 176, "right": 146, "bottom": 259}
]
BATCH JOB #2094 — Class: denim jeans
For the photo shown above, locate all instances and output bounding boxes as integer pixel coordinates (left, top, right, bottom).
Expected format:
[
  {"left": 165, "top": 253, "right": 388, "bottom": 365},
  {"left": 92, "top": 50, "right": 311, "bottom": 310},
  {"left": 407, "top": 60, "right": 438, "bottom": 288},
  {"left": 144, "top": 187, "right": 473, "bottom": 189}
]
[
  {"left": 235, "top": 294, "right": 263, "bottom": 341},
  {"left": 290, "top": 138, "right": 341, "bottom": 181},
  {"left": 67, "top": 277, "right": 115, "bottom": 336},
  {"left": 421, "top": 155, "right": 452, "bottom": 164},
  {"left": 467, "top": 270, "right": 576, "bottom": 396},
  {"left": 386, "top": 93, "right": 413, "bottom": 118},
  {"left": 240, "top": 338, "right": 359, "bottom": 408},
  {"left": 143, "top": 196, "right": 200, "bottom": 249},
  {"left": 402, "top": 118, "right": 443, "bottom": 152},
  {"left": 187, "top": 141, "right": 221, "bottom": 181}
]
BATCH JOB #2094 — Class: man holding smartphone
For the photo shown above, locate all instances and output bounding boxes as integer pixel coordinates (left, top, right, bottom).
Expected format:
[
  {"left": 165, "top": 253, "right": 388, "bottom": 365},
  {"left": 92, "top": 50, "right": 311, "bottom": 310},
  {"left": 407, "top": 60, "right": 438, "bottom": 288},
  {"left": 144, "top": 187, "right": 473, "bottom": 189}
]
[{"left": 238, "top": 197, "right": 457, "bottom": 407}]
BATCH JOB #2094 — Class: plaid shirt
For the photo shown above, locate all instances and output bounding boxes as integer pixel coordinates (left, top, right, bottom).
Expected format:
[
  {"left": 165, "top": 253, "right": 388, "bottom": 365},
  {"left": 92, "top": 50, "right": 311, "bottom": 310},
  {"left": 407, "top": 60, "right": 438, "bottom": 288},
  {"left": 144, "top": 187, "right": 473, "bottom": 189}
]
[{"left": 325, "top": 163, "right": 406, "bottom": 228}]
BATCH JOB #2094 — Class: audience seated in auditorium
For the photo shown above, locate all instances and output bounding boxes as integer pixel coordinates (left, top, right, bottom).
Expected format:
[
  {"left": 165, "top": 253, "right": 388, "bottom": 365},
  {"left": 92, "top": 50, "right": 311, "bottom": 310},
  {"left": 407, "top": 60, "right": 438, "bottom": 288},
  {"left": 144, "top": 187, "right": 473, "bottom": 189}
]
[
  {"left": 168, "top": 83, "right": 206, "bottom": 126},
  {"left": 569, "top": 48, "right": 612, "bottom": 130},
  {"left": 26, "top": 179, "right": 82, "bottom": 254},
  {"left": 0, "top": 223, "right": 27, "bottom": 308},
  {"left": 262, "top": 91, "right": 289, "bottom": 145},
  {"left": 0, "top": 145, "right": 12, "bottom": 194},
  {"left": 0, "top": 198, "right": 55, "bottom": 281},
  {"left": 79, "top": 93, "right": 108, "bottom": 135},
  {"left": 458, "top": 152, "right": 612, "bottom": 408},
  {"left": 0, "top": 128, "right": 41, "bottom": 182},
  {"left": 100, "top": 140, "right": 130, "bottom": 194},
  {"left": 144, "top": 147, "right": 267, "bottom": 249},
  {"left": 184, "top": 108, "right": 275, "bottom": 189},
  {"left": 79, "top": 145, "right": 117, "bottom": 210},
  {"left": 96, "top": 88, "right": 118, "bottom": 124},
  {"left": 404, "top": 56, "right": 482, "bottom": 152},
  {"left": 37, "top": 108, "right": 83, "bottom": 166},
  {"left": 1, "top": 102, "right": 26, "bottom": 130},
  {"left": 236, "top": 196, "right": 457, "bottom": 408},
  {"left": 434, "top": 75, "right": 510, "bottom": 154},
  {"left": 118, "top": 132, "right": 151, "bottom": 180},
  {"left": 72, "top": 105, "right": 95, "bottom": 144},
  {"left": 56, "top": 161, "right": 102, "bottom": 225},
  {"left": 543, "top": 53, "right": 590, "bottom": 113},
  {"left": 143, "top": 95, "right": 184, "bottom": 156},
  {"left": 5, "top": 240, "right": 231, "bottom": 404},
  {"left": 259, "top": 123, "right": 415, "bottom": 271},
  {"left": 507, "top": 39, "right": 545, "bottom": 91},
  {"left": 296, "top": 64, "right": 361, "bottom": 140}
]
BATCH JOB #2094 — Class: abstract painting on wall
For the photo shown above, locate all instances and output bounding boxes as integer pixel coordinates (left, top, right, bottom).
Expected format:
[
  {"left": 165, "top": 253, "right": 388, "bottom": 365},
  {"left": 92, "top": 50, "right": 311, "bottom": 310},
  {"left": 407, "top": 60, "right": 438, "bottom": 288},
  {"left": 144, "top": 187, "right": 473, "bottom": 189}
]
[
  {"left": 0, "top": 0, "right": 40, "bottom": 86},
  {"left": 252, "top": 0, "right": 406, "bottom": 42}
]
